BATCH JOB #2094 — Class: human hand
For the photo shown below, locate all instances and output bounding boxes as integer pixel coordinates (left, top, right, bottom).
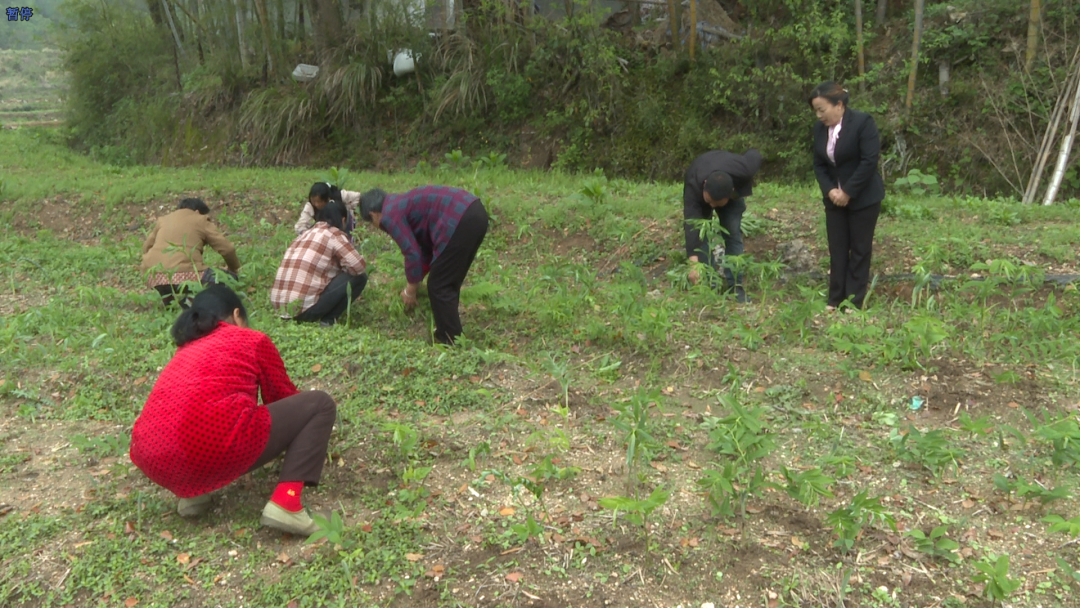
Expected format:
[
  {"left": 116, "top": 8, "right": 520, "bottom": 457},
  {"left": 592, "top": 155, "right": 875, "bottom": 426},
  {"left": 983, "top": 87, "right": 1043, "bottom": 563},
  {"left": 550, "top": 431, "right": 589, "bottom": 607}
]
[
  {"left": 401, "top": 285, "right": 419, "bottom": 310},
  {"left": 833, "top": 190, "right": 851, "bottom": 207},
  {"left": 687, "top": 256, "right": 701, "bottom": 285}
]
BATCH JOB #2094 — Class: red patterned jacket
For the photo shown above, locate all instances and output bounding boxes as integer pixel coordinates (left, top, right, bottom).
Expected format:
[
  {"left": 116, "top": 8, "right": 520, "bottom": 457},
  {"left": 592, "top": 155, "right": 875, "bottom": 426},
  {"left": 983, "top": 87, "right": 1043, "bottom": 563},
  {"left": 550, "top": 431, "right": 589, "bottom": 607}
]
[{"left": 130, "top": 323, "right": 298, "bottom": 497}]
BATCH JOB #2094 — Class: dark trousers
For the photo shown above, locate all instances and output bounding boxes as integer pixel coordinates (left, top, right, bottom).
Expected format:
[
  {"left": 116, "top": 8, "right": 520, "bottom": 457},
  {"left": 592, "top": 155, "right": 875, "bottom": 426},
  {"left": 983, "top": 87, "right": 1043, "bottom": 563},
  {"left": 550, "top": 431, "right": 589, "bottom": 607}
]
[
  {"left": 155, "top": 268, "right": 237, "bottom": 309},
  {"left": 824, "top": 202, "right": 881, "bottom": 308},
  {"left": 295, "top": 272, "right": 368, "bottom": 325},
  {"left": 704, "top": 198, "right": 745, "bottom": 287},
  {"left": 247, "top": 390, "right": 337, "bottom": 487},
  {"left": 428, "top": 200, "right": 489, "bottom": 344}
]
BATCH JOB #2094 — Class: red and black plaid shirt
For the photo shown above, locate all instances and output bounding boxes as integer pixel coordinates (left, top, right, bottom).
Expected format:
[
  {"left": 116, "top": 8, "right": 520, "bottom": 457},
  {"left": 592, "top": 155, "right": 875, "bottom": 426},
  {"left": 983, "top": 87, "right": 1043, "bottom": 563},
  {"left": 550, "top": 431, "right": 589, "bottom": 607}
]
[{"left": 271, "top": 223, "right": 367, "bottom": 316}]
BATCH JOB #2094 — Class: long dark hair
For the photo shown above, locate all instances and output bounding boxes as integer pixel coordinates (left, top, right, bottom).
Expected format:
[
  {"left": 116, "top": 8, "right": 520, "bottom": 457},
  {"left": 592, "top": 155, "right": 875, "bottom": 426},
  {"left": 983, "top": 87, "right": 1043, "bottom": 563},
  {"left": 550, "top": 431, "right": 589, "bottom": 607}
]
[
  {"left": 309, "top": 182, "right": 343, "bottom": 208},
  {"left": 171, "top": 284, "right": 248, "bottom": 347},
  {"left": 316, "top": 199, "right": 349, "bottom": 232}
]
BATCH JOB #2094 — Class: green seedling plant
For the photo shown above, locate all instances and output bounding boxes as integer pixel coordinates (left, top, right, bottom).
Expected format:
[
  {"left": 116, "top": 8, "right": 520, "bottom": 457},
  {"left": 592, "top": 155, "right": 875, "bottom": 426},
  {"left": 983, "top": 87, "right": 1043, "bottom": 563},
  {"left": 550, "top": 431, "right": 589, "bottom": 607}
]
[
  {"left": 993, "top": 473, "right": 1072, "bottom": 507},
  {"left": 463, "top": 440, "right": 491, "bottom": 471},
  {"left": 698, "top": 394, "right": 777, "bottom": 524},
  {"left": 610, "top": 389, "right": 661, "bottom": 496},
  {"left": 598, "top": 486, "right": 670, "bottom": 568},
  {"left": 309, "top": 511, "right": 354, "bottom": 550},
  {"left": 484, "top": 469, "right": 552, "bottom": 544},
  {"left": 826, "top": 491, "right": 895, "bottom": 554},
  {"left": 906, "top": 526, "right": 961, "bottom": 564},
  {"left": 1026, "top": 409, "right": 1080, "bottom": 467},
  {"left": 1042, "top": 514, "right": 1080, "bottom": 540},
  {"left": 894, "top": 168, "right": 940, "bottom": 196},
  {"left": 320, "top": 166, "right": 350, "bottom": 189},
  {"left": 971, "top": 554, "right": 1021, "bottom": 605},
  {"left": 543, "top": 352, "right": 571, "bottom": 411},
  {"left": 71, "top": 433, "right": 130, "bottom": 459},
  {"left": 821, "top": 454, "right": 858, "bottom": 479},
  {"left": 958, "top": 412, "right": 994, "bottom": 437},
  {"left": 526, "top": 424, "right": 571, "bottom": 453},
  {"left": 383, "top": 422, "right": 421, "bottom": 465},
  {"left": 382, "top": 422, "right": 432, "bottom": 511},
  {"left": 1056, "top": 558, "right": 1080, "bottom": 588},
  {"left": 531, "top": 454, "right": 580, "bottom": 481},
  {"left": 477, "top": 152, "right": 507, "bottom": 169},
  {"left": 889, "top": 425, "right": 965, "bottom": 477},
  {"left": 443, "top": 149, "right": 470, "bottom": 168},
  {"left": 779, "top": 466, "right": 835, "bottom": 508}
]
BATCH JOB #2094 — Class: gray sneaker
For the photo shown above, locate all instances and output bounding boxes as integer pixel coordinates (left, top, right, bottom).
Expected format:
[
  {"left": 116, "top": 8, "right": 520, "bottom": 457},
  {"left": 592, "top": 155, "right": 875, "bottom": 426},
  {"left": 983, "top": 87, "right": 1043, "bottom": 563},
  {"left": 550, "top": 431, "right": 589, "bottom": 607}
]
[
  {"left": 260, "top": 501, "right": 320, "bottom": 536},
  {"left": 177, "top": 494, "right": 212, "bottom": 517}
]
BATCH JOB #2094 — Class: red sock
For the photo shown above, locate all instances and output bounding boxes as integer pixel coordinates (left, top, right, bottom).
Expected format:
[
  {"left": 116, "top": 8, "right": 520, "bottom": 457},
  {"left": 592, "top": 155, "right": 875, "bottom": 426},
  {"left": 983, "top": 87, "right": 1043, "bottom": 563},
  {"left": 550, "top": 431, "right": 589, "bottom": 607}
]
[{"left": 270, "top": 481, "right": 304, "bottom": 512}]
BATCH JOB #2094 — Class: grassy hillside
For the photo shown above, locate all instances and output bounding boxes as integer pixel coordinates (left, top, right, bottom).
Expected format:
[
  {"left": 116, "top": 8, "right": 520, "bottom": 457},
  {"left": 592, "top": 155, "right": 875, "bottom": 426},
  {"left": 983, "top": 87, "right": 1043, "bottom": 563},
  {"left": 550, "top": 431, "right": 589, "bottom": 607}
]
[
  {"left": 0, "top": 49, "right": 64, "bottom": 128},
  {"left": 1, "top": 127, "right": 1080, "bottom": 608}
]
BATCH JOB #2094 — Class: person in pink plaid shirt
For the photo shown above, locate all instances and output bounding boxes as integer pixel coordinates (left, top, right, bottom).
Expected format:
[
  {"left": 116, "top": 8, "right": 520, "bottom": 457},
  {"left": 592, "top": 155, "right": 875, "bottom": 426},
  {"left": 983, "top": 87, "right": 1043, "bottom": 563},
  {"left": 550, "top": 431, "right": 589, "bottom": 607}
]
[{"left": 271, "top": 201, "right": 368, "bottom": 326}]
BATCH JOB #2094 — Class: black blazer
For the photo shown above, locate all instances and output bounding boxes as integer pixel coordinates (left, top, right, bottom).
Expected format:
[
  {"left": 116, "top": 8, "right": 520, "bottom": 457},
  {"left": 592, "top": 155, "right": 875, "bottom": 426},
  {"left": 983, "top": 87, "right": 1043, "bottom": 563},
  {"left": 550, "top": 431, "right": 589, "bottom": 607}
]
[
  {"left": 812, "top": 109, "right": 885, "bottom": 211},
  {"left": 682, "top": 149, "right": 762, "bottom": 258}
]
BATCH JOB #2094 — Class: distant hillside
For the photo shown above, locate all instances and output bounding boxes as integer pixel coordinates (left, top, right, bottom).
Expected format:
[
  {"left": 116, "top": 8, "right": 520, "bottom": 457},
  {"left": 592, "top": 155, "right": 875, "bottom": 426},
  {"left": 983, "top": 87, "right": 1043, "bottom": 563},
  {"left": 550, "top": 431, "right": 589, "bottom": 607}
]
[
  {"left": 0, "top": 49, "right": 64, "bottom": 128},
  {"left": 0, "top": 0, "right": 66, "bottom": 50}
]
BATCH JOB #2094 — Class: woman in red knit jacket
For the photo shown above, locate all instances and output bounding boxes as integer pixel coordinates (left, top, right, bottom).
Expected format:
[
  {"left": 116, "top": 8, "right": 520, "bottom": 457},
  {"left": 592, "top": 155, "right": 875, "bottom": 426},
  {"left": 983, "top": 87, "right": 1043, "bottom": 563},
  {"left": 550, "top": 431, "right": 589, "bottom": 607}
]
[{"left": 130, "top": 284, "right": 336, "bottom": 536}]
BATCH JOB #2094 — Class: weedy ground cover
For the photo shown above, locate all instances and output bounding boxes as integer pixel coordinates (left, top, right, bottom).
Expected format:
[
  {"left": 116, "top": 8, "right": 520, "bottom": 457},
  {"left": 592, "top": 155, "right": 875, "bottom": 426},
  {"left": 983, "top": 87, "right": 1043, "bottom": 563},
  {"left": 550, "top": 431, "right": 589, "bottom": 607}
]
[{"left": 2, "top": 127, "right": 1080, "bottom": 607}]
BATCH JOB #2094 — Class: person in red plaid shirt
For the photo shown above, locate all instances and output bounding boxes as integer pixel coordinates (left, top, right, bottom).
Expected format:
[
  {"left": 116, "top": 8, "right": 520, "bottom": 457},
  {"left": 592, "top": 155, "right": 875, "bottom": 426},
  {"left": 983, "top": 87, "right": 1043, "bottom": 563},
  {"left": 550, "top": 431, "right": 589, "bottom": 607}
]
[
  {"left": 271, "top": 200, "right": 368, "bottom": 326},
  {"left": 359, "top": 186, "right": 488, "bottom": 345}
]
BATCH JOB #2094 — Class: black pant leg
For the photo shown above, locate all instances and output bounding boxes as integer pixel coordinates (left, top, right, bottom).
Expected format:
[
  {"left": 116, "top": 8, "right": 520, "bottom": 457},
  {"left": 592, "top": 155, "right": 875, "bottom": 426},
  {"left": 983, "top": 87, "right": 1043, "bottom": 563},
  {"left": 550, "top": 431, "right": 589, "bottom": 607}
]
[
  {"left": 824, "top": 206, "right": 851, "bottom": 307},
  {"left": 294, "top": 272, "right": 366, "bottom": 324},
  {"left": 845, "top": 202, "right": 881, "bottom": 308},
  {"left": 715, "top": 198, "right": 746, "bottom": 286},
  {"left": 320, "top": 273, "right": 368, "bottom": 324},
  {"left": 155, "top": 284, "right": 193, "bottom": 309},
  {"left": 247, "top": 390, "right": 337, "bottom": 486},
  {"left": 427, "top": 201, "right": 489, "bottom": 344},
  {"left": 201, "top": 268, "right": 239, "bottom": 285}
]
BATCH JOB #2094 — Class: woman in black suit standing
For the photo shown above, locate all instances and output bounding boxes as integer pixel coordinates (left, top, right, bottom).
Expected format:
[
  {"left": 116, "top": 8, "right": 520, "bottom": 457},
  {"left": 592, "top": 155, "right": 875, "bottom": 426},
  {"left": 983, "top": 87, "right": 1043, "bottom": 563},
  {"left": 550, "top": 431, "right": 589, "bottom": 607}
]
[{"left": 809, "top": 82, "right": 886, "bottom": 311}]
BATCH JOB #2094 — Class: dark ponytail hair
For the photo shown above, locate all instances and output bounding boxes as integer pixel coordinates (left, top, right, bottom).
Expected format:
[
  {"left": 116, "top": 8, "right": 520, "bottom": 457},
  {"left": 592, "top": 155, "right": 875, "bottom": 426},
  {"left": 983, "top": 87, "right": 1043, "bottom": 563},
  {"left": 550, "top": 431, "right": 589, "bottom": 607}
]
[
  {"left": 808, "top": 81, "right": 850, "bottom": 108},
  {"left": 178, "top": 198, "right": 211, "bottom": 215},
  {"left": 316, "top": 199, "right": 349, "bottom": 232},
  {"left": 309, "top": 182, "right": 343, "bottom": 208},
  {"left": 171, "top": 284, "right": 248, "bottom": 347}
]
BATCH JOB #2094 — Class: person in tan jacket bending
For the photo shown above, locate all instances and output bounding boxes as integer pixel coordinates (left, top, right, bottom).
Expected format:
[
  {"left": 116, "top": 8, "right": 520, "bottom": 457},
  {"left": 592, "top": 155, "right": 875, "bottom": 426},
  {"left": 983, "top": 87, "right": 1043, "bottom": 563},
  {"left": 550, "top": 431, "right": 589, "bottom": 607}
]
[{"left": 141, "top": 198, "right": 241, "bottom": 308}]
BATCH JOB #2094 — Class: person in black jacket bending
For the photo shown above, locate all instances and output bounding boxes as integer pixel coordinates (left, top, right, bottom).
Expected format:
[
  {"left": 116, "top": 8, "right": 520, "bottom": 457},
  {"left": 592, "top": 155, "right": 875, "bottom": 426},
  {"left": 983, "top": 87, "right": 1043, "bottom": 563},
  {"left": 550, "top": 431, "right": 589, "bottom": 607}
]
[
  {"left": 683, "top": 148, "right": 763, "bottom": 303},
  {"left": 809, "top": 82, "right": 886, "bottom": 311}
]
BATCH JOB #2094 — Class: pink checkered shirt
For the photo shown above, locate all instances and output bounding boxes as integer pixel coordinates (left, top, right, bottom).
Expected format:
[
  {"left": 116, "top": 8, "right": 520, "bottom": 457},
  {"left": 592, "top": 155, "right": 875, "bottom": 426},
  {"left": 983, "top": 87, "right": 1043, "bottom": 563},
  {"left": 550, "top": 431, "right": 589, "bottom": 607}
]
[{"left": 271, "top": 223, "right": 367, "bottom": 316}]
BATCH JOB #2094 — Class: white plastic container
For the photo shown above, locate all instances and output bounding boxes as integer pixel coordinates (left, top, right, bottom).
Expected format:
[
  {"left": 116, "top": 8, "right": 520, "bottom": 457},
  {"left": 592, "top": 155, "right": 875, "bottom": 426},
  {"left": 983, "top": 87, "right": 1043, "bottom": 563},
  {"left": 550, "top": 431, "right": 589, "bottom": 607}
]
[
  {"left": 291, "top": 64, "right": 319, "bottom": 82},
  {"left": 392, "top": 51, "right": 418, "bottom": 76}
]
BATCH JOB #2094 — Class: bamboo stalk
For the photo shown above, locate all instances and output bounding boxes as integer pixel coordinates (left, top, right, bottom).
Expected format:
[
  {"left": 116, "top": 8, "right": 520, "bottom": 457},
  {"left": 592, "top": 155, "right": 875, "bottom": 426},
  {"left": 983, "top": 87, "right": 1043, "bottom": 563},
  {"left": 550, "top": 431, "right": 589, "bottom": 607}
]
[
  {"left": 1043, "top": 60, "right": 1080, "bottom": 205},
  {"left": 1025, "top": 0, "right": 1042, "bottom": 73},
  {"left": 253, "top": 0, "right": 274, "bottom": 73},
  {"left": 855, "top": 0, "right": 865, "bottom": 92},
  {"left": 235, "top": 0, "right": 248, "bottom": 70},
  {"left": 1025, "top": 76, "right": 1070, "bottom": 203},
  {"left": 172, "top": 0, "right": 208, "bottom": 34},
  {"left": 1024, "top": 46, "right": 1080, "bottom": 203},
  {"left": 689, "top": 0, "right": 696, "bottom": 60},
  {"left": 161, "top": 0, "right": 185, "bottom": 55},
  {"left": 667, "top": 0, "right": 678, "bottom": 51},
  {"left": 905, "top": 0, "right": 925, "bottom": 116},
  {"left": 276, "top": 0, "right": 285, "bottom": 40}
]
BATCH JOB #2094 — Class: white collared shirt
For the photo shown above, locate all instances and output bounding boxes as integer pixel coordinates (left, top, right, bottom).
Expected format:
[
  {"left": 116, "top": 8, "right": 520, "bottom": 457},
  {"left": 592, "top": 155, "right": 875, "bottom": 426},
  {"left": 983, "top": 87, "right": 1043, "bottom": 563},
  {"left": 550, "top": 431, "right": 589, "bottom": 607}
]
[{"left": 826, "top": 119, "right": 842, "bottom": 165}]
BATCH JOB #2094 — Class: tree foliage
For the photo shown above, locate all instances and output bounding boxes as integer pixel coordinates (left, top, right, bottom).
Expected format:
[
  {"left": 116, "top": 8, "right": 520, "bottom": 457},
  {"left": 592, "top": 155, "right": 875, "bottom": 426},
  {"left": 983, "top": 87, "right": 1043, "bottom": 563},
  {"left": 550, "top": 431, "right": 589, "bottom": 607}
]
[{"left": 43, "top": 0, "right": 1080, "bottom": 196}]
